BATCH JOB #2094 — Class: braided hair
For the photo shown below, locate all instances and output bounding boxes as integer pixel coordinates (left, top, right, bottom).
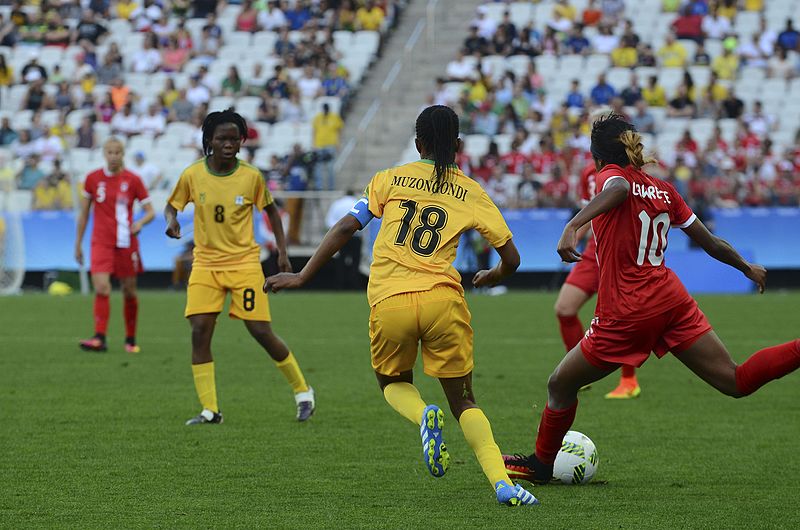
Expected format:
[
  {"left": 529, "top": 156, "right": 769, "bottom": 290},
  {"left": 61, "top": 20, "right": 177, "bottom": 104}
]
[
  {"left": 590, "top": 112, "right": 655, "bottom": 169},
  {"left": 415, "top": 105, "right": 460, "bottom": 185},
  {"left": 201, "top": 108, "right": 248, "bottom": 157}
]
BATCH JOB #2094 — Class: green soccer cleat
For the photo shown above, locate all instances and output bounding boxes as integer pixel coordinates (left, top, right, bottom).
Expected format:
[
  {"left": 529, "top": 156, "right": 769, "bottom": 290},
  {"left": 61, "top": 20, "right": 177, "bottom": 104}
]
[{"left": 420, "top": 404, "right": 450, "bottom": 477}]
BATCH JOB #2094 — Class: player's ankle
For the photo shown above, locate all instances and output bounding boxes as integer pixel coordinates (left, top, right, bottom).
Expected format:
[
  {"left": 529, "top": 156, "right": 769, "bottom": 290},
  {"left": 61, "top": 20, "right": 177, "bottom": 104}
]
[{"left": 125, "top": 336, "right": 136, "bottom": 345}]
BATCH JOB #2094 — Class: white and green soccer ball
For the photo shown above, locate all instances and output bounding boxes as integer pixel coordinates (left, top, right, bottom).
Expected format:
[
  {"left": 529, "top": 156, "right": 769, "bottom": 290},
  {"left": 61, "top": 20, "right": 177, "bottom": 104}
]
[{"left": 553, "top": 430, "right": 598, "bottom": 485}]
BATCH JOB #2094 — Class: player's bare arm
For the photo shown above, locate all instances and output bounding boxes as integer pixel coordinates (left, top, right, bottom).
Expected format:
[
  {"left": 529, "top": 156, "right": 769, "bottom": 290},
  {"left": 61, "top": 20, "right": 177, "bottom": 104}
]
[
  {"left": 472, "top": 239, "right": 520, "bottom": 288},
  {"left": 132, "top": 201, "right": 156, "bottom": 236},
  {"left": 558, "top": 178, "right": 630, "bottom": 263},
  {"left": 74, "top": 195, "right": 92, "bottom": 265},
  {"left": 265, "top": 214, "right": 361, "bottom": 293},
  {"left": 265, "top": 202, "right": 292, "bottom": 273},
  {"left": 682, "top": 219, "right": 767, "bottom": 294},
  {"left": 164, "top": 203, "right": 181, "bottom": 239}
]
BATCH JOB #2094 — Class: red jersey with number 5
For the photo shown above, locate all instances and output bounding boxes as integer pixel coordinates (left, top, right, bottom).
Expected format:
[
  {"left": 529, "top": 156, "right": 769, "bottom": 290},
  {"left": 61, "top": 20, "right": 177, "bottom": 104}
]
[
  {"left": 82, "top": 168, "right": 150, "bottom": 249},
  {"left": 579, "top": 162, "right": 597, "bottom": 205},
  {"left": 592, "top": 164, "right": 697, "bottom": 320}
]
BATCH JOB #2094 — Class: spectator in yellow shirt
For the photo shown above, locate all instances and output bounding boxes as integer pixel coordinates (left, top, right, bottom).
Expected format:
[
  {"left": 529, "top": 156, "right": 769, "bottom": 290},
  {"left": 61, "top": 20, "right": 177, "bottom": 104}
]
[
  {"left": 743, "top": 0, "right": 763, "bottom": 11},
  {"left": 712, "top": 48, "right": 739, "bottom": 80},
  {"left": 114, "top": 0, "right": 139, "bottom": 20},
  {"left": 33, "top": 161, "right": 72, "bottom": 210},
  {"left": 0, "top": 55, "right": 13, "bottom": 86},
  {"left": 611, "top": 44, "right": 638, "bottom": 67},
  {"left": 554, "top": 0, "right": 576, "bottom": 21},
  {"left": 312, "top": 103, "right": 344, "bottom": 190},
  {"left": 658, "top": 34, "right": 687, "bottom": 67},
  {"left": 356, "top": 0, "right": 385, "bottom": 31},
  {"left": 642, "top": 75, "right": 667, "bottom": 106}
]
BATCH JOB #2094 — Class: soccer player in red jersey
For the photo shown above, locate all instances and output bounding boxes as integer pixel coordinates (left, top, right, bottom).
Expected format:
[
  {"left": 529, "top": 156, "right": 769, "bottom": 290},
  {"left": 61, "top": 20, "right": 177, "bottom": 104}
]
[
  {"left": 505, "top": 114, "right": 799, "bottom": 483},
  {"left": 75, "top": 137, "right": 155, "bottom": 353},
  {"left": 555, "top": 161, "right": 641, "bottom": 399}
]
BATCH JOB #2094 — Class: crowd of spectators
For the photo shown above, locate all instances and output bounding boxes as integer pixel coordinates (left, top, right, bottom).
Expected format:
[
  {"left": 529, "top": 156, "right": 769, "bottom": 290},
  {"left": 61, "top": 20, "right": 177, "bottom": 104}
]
[
  {"left": 0, "top": 0, "right": 402, "bottom": 209},
  {"left": 433, "top": 0, "right": 800, "bottom": 210}
]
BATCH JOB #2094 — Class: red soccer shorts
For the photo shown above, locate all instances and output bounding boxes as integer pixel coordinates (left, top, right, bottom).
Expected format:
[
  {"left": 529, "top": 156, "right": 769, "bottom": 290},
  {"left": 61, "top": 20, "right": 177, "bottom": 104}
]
[
  {"left": 564, "top": 238, "right": 599, "bottom": 295},
  {"left": 580, "top": 298, "right": 712, "bottom": 370},
  {"left": 91, "top": 243, "right": 143, "bottom": 278}
]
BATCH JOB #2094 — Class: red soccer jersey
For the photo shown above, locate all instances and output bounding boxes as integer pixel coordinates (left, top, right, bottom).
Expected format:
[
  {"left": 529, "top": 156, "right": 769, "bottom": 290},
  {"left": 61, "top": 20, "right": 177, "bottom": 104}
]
[
  {"left": 591, "top": 164, "right": 697, "bottom": 321},
  {"left": 82, "top": 167, "right": 150, "bottom": 248},
  {"left": 500, "top": 151, "right": 527, "bottom": 175},
  {"left": 578, "top": 162, "right": 597, "bottom": 206}
]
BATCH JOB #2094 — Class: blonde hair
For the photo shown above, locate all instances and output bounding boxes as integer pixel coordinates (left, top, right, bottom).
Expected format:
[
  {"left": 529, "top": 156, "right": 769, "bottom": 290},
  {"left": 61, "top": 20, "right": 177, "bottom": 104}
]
[
  {"left": 103, "top": 136, "right": 125, "bottom": 151},
  {"left": 619, "top": 130, "right": 656, "bottom": 169}
]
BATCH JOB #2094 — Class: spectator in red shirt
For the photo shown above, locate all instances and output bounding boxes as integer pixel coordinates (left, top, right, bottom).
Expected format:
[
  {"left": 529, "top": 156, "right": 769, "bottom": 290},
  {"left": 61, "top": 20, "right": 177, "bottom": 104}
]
[{"left": 671, "top": 6, "right": 704, "bottom": 43}]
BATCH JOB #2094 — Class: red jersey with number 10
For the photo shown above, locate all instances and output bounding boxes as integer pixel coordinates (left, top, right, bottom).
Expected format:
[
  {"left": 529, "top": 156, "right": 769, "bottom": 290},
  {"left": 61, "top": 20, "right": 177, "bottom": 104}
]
[
  {"left": 592, "top": 164, "right": 697, "bottom": 321},
  {"left": 82, "top": 168, "right": 150, "bottom": 249}
]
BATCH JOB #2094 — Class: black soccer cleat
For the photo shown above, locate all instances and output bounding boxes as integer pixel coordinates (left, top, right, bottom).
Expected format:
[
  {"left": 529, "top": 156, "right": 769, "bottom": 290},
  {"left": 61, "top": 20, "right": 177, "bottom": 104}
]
[
  {"left": 295, "top": 387, "right": 315, "bottom": 422},
  {"left": 79, "top": 335, "right": 107, "bottom": 352},
  {"left": 185, "top": 409, "right": 224, "bottom": 425},
  {"left": 503, "top": 453, "right": 555, "bottom": 485}
]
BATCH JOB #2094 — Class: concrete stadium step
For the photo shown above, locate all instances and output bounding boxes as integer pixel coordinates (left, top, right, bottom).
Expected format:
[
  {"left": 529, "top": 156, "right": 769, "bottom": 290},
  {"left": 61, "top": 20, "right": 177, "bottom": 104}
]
[{"left": 335, "top": 0, "right": 486, "bottom": 189}]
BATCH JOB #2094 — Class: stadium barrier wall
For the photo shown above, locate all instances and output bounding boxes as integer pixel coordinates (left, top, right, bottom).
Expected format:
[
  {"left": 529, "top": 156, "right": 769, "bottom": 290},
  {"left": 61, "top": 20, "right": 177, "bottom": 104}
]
[{"left": 12, "top": 207, "right": 796, "bottom": 293}]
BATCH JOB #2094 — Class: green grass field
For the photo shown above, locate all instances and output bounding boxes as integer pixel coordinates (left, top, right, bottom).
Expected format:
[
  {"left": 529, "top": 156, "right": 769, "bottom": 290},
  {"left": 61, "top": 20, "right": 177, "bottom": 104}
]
[{"left": 2, "top": 291, "right": 799, "bottom": 529}]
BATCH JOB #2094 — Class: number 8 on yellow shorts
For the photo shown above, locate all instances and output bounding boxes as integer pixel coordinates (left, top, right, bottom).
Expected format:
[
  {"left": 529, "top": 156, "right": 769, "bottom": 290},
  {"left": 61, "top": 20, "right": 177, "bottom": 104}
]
[
  {"left": 369, "top": 285, "right": 473, "bottom": 378},
  {"left": 185, "top": 268, "right": 271, "bottom": 321}
]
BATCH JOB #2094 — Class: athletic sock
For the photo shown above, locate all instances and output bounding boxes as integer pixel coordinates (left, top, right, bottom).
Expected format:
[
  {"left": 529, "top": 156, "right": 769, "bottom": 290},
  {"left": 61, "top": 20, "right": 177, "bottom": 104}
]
[
  {"left": 735, "top": 339, "right": 800, "bottom": 396},
  {"left": 535, "top": 402, "right": 578, "bottom": 465},
  {"left": 94, "top": 294, "right": 110, "bottom": 336},
  {"left": 123, "top": 296, "right": 138, "bottom": 342},
  {"left": 621, "top": 365, "right": 636, "bottom": 378},
  {"left": 383, "top": 382, "right": 427, "bottom": 425},
  {"left": 191, "top": 361, "right": 218, "bottom": 413},
  {"left": 275, "top": 352, "right": 309, "bottom": 393},
  {"left": 459, "top": 408, "right": 511, "bottom": 486},
  {"left": 557, "top": 315, "right": 584, "bottom": 351}
]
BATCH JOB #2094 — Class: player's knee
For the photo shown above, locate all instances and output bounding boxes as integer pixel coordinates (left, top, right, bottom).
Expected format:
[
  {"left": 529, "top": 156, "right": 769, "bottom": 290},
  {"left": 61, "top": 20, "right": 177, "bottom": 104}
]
[
  {"left": 546, "top": 371, "right": 572, "bottom": 402},
  {"left": 95, "top": 284, "right": 111, "bottom": 296},
  {"left": 554, "top": 299, "right": 577, "bottom": 317}
]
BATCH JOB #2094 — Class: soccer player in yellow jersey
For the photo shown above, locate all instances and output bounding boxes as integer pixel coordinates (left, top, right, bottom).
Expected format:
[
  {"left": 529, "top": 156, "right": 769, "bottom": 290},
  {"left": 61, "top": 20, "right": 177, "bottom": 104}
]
[
  {"left": 266, "top": 106, "right": 538, "bottom": 506},
  {"left": 164, "top": 109, "right": 315, "bottom": 425}
]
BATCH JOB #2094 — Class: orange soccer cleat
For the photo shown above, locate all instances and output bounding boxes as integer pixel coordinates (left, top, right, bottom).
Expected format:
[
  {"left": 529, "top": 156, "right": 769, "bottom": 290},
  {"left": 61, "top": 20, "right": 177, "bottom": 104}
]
[{"left": 604, "top": 377, "right": 641, "bottom": 399}]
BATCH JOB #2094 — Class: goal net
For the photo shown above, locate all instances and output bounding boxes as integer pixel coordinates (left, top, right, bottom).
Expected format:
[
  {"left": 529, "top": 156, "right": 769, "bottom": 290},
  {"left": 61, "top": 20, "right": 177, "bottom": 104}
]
[{"left": 0, "top": 179, "right": 25, "bottom": 295}]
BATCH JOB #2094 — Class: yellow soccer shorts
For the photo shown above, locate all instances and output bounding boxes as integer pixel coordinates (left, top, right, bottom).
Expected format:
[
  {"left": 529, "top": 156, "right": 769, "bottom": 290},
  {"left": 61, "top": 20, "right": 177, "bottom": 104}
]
[
  {"left": 369, "top": 285, "right": 474, "bottom": 378},
  {"left": 185, "top": 267, "right": 271, "bottom": 321}
]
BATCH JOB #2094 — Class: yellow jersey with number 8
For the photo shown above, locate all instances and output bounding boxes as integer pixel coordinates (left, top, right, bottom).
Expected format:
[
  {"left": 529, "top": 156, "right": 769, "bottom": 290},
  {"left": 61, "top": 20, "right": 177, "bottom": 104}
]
[
  {"left": 365, "top": 159, "right": 512, "bottom": 306},
  {"left": 168, "top": 159, "right": 273, "bottom": 270}
]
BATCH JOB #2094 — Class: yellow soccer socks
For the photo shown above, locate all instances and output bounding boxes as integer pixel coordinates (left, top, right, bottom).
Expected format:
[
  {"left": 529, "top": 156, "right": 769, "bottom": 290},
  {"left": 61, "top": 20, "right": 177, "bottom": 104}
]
[
  {"left": 191, "top": 361, "right": 219, "bottom": 413},
  {"left": 459, "top": 407, "right": 512, "bottom": 486},
  {"left": 383, "top": 382, "right": 427, "bottom": 425},
  {"left": 275, "top": 352, "right": 310, "bottom": 393}
]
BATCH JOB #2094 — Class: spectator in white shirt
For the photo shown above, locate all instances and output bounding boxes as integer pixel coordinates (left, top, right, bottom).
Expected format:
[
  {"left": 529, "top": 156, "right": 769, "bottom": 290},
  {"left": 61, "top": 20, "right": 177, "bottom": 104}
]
[
  {"left": 472, "top": 7, "right": 497, "bottom": 40},
  {"left": 36, "top": 130, "right": 64, "bottom": 162},
  {"left": 186, "top": 76, "right": 211, "bottom": 106},
  {"left": 138, "top": 104, "right": 166, "bottom": 136},
  {"left": 757, "top": 17, "right": 777, "bottom": 56},
  {"left": 130, "top": 151, "right": 163, "bottom": 190},
  {"left": 296, "top": 65, "right": 322, "bottom": 99},
  {"left": 744, "top": 100, "right": 776, "bottom": 138},
  {"left": 111, "top": 103, "right": 140, "bottom": 137},
  {"left": 446, "top": 49, "right": 477, "bottom": 82},
  {"left": 592, "top": 24, "right": 619, "bottom": 54},
  {"left": 737, "top": 34, "right": 766, "bottom": 68},
  {"left": 130, "top": 33, "right": 162, "bottom": 73},
  {"left": 701, "top": 7, "right": 731, "bottom": 40},
  {"left": 546, "top": 10, "right": 573, "bottom": 34},
  {"left": 258, "top": 0, "right": 288, "bottom": 30}
]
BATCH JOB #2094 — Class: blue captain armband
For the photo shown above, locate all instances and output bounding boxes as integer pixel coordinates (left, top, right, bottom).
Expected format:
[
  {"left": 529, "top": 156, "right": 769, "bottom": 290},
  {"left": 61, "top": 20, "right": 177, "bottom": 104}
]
[{"left": 348, "top": 197, "right": 374, "bottom": 229}]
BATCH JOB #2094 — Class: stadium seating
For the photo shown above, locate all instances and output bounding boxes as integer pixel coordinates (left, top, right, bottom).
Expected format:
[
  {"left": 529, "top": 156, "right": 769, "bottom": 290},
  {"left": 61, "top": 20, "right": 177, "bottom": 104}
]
[{"left": 399, "top": 0, "right": 800, "bottom": 209}]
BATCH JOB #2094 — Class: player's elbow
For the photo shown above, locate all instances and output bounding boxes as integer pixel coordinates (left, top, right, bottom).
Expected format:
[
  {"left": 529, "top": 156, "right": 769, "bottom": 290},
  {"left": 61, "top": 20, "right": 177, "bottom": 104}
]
[
  {"left": 333, "top": 215, "right": 360, "bottom": 237},
  {"left": 497, "top": 240, "right": 520, "bottom": 272}
]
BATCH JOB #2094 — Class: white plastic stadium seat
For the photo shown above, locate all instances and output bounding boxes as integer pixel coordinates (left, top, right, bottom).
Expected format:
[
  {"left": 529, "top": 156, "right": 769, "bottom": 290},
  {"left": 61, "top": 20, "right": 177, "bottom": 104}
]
[
  {"left": 235, "top": 96, "right": 262, "bottom": 122},
  {"left": 508, "top": 2, "right": 534, "bottom": 26},
  {"left": 253, "top": 31, "right": 278, "bottom": 52},
  {"left": 354, "top": 31, "right": 380, "bottom": 57},
  {"left": 463, "top": 134, "right": 490, "bottom": 159},
  {"left": 209, "top": 96, "right": 235, "bottom": 113}
]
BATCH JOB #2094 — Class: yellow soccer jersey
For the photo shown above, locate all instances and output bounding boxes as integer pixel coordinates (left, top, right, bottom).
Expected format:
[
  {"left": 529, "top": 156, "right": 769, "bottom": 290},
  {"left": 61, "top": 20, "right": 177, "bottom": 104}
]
[
  {"left": 168, "top": 158, "right": 273, "bottom": 270},
  {"left": 364, "top": 159, "right": 512, "bottom": 306}
]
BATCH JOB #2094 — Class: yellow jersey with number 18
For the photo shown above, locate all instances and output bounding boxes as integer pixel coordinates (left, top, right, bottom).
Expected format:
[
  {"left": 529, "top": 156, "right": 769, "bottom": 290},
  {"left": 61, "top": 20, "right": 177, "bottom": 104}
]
[
  {"left": 168, "top": 158, "right": 273, "bottom": 271},
  {"left": 365, "top": 159, "right": 512, "bottom": 306}
]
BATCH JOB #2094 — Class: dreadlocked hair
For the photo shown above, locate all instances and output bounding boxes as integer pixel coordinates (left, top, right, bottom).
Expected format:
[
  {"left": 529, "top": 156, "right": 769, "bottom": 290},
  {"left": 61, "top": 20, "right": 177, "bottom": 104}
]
[
  {"left": 201, "top": 108, "right": 248, "bottom": 156},
  {"left": 415, "top": 105, "right": 460, "bottom": 185},
  {"left": 590, "top": 112, "right": 656, "bottom": 169}
]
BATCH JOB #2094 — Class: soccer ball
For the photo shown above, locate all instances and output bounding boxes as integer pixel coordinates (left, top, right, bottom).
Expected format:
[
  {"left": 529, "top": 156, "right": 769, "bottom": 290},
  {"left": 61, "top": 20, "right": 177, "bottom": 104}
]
[{"left": 552, "top": 430, "right": 598, "bottom": 485}]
